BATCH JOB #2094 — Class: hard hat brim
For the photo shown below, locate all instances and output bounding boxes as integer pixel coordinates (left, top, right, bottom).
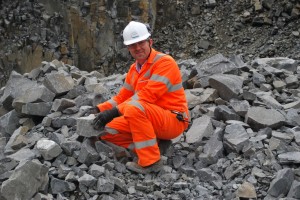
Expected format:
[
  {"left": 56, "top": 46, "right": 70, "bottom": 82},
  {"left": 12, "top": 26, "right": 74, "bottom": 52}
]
[{"left": 123, "top": 33, "right": 151, "bottom": 46}]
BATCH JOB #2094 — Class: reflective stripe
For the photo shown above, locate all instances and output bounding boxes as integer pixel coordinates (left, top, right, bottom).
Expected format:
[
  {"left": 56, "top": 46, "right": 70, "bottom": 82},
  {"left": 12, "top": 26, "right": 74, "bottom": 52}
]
[
  {"left": 170, "top": 82, "right": 183, "bottom": 92},
  {"left": 134, "top": 138, "right": 157, "bottom": 149},
  {"left": 108, "top": 99, "right": 117, "bottom": 107},
  {"left": 123, "top": 82, "right": 134, "bottom": 91},
  {"left": 105, "top": 126, "right": 119, "bottom": 134},
  {"left": 128, "top": 100, "right": 144, "bottom": 112},
  {"left": 131, "top": 94, "right": 139, "bottom": 101},
  {"left": 150, "top": 74, "right": 183, "bottom": 92},
  {"left": 150, "top": 74, "right": 171, "bottom": 89}
]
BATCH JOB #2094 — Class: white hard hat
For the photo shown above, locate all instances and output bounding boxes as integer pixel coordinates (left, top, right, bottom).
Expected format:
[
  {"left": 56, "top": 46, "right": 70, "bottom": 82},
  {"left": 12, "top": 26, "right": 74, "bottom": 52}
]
[{"left": 122, "top": 21, "right": 151, "bottom": 45}]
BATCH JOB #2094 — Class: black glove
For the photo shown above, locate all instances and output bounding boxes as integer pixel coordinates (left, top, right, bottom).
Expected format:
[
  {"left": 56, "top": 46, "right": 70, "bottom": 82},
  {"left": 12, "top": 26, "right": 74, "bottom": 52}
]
[
  {"left": 92, "top": 107, "right": 120, "bottom": 130},
  {"left": 81, "top": 106, "right": 100, "bottom": 117}
]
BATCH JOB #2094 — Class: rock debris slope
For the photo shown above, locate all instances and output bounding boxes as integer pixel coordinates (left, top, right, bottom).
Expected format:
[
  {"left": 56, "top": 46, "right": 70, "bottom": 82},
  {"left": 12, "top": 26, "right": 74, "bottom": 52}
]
[{"left": 0, "top": 54, "right": 300, "bottom": 199}]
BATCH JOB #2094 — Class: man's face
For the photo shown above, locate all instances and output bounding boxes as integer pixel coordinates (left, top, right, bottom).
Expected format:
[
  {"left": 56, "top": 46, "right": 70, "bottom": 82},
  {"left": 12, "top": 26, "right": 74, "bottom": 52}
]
[{"left": 127, "top": 39, "right": 153, "bottom": 64}]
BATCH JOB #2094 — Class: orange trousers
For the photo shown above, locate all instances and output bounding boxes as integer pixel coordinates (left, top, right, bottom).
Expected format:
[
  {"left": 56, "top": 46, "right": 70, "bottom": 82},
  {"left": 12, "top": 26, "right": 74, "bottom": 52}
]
[{"left": 100, "top": 101, "right": 187, "bottom": 167}]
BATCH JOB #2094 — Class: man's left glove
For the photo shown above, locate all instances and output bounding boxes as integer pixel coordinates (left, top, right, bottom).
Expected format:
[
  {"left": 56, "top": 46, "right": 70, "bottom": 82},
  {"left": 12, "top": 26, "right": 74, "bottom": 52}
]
[{"left": 92, "top": 107, "right": 120, "bottom": 130}]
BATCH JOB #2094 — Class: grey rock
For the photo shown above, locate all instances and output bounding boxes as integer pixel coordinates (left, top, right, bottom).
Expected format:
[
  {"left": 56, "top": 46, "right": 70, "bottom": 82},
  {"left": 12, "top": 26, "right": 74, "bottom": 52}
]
[
  {"left": 214, "top": 105, "right": 242, "bottom": 121},
  {"left": 285, "top": 111, "right": 300, "bottom": 128},
  {"left": 76, "top": 114, "right": 103, "bottom": 138},
  {"left": 0, "top": 157, "right": 18, "bottom": 175},
  {"left": 257, "top": 94, "right": 283, "bottom": 109},
  {"left": 77, "top": 139, "right": 100, "bottom": 166},
  {"left": 185, "top": 115, "right": 214, "bottom": 144},
  {"left": 195, "top": 54, "right": 239, "bottom": 87},
  {"left": 252, "top": 71, "right": 266, "bottom": 86},
  {"left": 22, "top": 102, "right": 52, "bottom": 116},
  {"left": 224, "top": 124, "right": 250, "bottom": 153},
  {"left": 267, "top": 168, "right": 294, "bottom": 197},
  {"left": 12, "top": 85, "right": 55, "bottom": 112},
  {"left": 285, "top": 75, "right": 299, "bottom": 89},
  {"left": 224, "top": 162, "right": 245, "bottom": 180},
  {"left": 209, "top": 74, "right": 243, "bottom": 101},
  {"left": 245, "top": 106, "right": 286, "bottom": 130},
  {"left": 196, "top": 168, "right": 222, "bottom": 183},
  {"left": 5, "top": 126, "right": 29, "bottom": 153},
  {"left": 50, "top": 177, "right": 76, "bottom": 194},
  {"left": 0, "top": 110, "right": 20, "bottom": 135},
  {"left": 7, "top": 148, "right": 37, "bottom": 162},
  {"left": 97, "top": 177, "right": 115, "bottom": 193},
  {"left": 278, "top": 152, "right": 300, "bottom": 164},
  {"left": 51, "top": 98, "right": 76, "bottom": 112},
  {"left": 61, "top": 141, "right": 82, "bottom": 156},
  {"left": 0, "top": 71, "right": 38, "bottom": 110},
  {"left": 229, "top": 99, "right": 250, "bottom": 117},
  {"left": 1, "top": 160, "right": 48, "bottom": 200},
  {"left": 287, "top": 180, "right": 300, "bottom": 198},
  {"left": 252, "top": 57, "right": 298, "bottom": 73},
  {"left": 36, "top": 138, "right": 63, "bottom": 160},
  {"left": 88, "top": 164, "right": 105, "bottom": 178},
  {"left": 78, "top": 173, "right": 97, "bottom": 188},
  {"left": 199, "top": 134, "right": 224, "bottom": 166},
  {"left": 43, "top": 73, "right": 74, "bottom": 96},
  {"left": 51, "top": 116, "right": 77, "bottom": 128}
]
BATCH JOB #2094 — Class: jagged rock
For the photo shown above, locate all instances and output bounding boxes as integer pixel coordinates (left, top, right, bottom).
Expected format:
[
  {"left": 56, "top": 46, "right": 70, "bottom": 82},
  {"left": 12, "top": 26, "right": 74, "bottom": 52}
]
[
  {"left": 76, "top": 114, "right": 103, "bottom": 138},
  {"left": 97, "top": 177, "right": 115, "bottom": 193},
  {"left": 1, "top": 160, "right": 49, "bottom": 200},
  {"left": 267, "top": 168, "right": 294, "bottom": 198},
  {"left": 22, "top": 102, "right": 52, "bottom": 116},
  {"left": 12, "top": 85, "right": 55, "bottom": 112},
  {"left": 245, "top": 106, "right": 286, "bottom": 130},
  {"left": 252, "top": 57, "right": 298, "bottom": 73},
  {"left": 50, "top": 177, "right": 76, "bottom": 194},
  {"left": 0, "top": 71, "right": 38, "bottom": 110},
  {"left": 214, "top": 105, "right": 242, "bottom": 121},
  {"left": 51, "top": 98, "right": 76, "bottom": 112},
  {"left": 185, "top": 115, "right": 214, "bottom": 144},
  {"left": 36, "top": 138, "right": 63, "bottom": 160},
  {"left": 77, "top": 139, "right": 100, "bottom": 166},
  {"left": 43, "top": 73, "right": 74, "bottom": 96},
  {"left": 0, "top": 110, "right": 20, "bottom": 136},
  {"left": 223, "top": 124, "right": 250, "bottom": 153},
  {"left": 287, "top": 180, "right": 300, "bottom": 198},
  {"left": 229, "top": 99, "right": 250, "bottom": 117},
  {"left": 278, "top": 152, "right": 300, "bottom": 164},
  {"left": 198, "top": 133, "right": 224, "bottom": 166},
  {"left": 209, "top": 74, "right": 243, "bottom": 101}
]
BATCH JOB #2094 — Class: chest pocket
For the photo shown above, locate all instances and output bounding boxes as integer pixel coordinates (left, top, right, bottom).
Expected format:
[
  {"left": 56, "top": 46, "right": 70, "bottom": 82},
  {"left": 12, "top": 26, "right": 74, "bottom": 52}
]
[
  {"left": 134, "top": 53, "right": 166, "bottom": 92},
  {"left": 136, "top": 78, "right": 149, "bottom": 91}
]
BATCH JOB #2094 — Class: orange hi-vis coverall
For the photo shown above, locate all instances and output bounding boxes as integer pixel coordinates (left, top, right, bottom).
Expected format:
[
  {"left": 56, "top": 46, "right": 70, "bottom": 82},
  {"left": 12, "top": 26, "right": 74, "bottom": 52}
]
[{"left": 97, "top": 48, "right": 189, "bottom": 167}]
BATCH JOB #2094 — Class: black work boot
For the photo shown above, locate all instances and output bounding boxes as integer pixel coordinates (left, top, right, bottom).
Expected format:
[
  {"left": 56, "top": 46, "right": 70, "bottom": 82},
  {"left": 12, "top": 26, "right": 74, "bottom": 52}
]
[{"left": 126, "top": 160, "right": 163, "bottom": 174}]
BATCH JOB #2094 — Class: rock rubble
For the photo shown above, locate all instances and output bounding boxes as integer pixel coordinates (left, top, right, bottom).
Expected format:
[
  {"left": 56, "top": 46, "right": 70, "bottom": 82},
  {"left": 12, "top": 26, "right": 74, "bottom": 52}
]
[{"left": 0, "top": 53, "right": 299, "bottom": 199}]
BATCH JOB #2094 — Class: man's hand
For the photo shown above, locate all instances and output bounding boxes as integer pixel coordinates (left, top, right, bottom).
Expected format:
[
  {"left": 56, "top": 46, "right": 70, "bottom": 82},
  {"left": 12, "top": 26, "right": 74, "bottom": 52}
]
[
  {"left": 81, "top": 106, "right": 100, "bottom": 117},
  {"left": 92, "top": 107, "right": 120, "bottom": 130}
]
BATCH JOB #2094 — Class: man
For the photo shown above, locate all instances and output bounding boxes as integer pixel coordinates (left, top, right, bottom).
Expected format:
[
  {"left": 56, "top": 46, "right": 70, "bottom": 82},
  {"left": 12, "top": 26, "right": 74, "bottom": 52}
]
[{"left": 90, "top": 21, "right": 189, "bottom": 174}]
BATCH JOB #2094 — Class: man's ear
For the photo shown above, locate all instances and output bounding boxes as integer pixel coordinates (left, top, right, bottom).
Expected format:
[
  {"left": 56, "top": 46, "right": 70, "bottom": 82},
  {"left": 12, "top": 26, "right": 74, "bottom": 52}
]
[{"left": 149, "top": 38, "right": 153, "bottom": 47}]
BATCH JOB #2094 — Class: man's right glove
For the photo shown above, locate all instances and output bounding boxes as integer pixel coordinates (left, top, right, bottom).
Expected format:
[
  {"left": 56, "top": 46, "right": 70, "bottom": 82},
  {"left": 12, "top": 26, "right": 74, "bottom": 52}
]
[{"left": 92, "top": 107, "right": 120, "bottom": 130}]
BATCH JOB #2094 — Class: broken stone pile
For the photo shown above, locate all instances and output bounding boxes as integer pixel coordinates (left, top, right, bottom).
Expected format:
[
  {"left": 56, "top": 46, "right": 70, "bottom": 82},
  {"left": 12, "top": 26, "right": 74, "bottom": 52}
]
[{"left": 0, "top": 54, "right": 300, "bottom": 199}]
